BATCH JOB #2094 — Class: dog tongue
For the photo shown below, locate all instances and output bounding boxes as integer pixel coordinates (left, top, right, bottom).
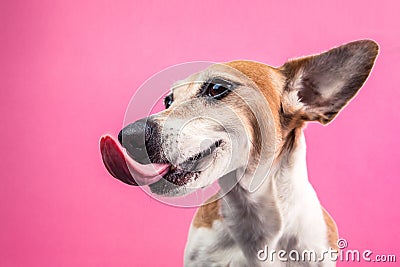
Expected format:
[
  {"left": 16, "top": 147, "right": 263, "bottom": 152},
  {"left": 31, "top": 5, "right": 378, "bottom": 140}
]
[{"left": 100, "top": 134, "right": 169, "bottom": 186}]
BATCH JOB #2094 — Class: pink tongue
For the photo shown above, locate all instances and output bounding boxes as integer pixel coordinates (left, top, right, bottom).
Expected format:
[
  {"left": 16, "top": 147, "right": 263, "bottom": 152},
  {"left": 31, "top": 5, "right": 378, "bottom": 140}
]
[
  {"left": 123, "top": 148, "right": 169, "bottom": 185},
  {"left": 100, "top": 134, "right": 169, "bottom": 186}
]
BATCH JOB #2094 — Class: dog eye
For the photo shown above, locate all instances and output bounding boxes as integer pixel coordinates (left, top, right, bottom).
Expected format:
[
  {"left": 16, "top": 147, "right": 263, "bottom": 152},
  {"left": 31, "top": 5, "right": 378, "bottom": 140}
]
[
  {"left": 203, "top": 79, "right": 233, "bottom": 99},
  {"left": 164, "top": 94, "right": 174, "bottom": 109}
]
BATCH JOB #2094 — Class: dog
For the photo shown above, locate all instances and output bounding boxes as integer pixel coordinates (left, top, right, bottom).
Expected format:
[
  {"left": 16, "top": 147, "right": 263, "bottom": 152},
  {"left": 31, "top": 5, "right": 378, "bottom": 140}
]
[{"left": 100, "top": 40, "right": 378, "bottom": 266}]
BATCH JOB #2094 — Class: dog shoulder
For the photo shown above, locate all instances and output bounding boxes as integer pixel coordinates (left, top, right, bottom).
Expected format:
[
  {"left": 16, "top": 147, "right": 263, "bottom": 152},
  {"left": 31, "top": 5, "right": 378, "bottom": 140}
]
[
  {"left": 192, "top": 194, "right": 222, "bottom": 228},
  {"left": 322, "top": 206, "right": 339, "bottom": 250},
  {"left": 185, "top": 195, "right": 241, "bottom": 266}
]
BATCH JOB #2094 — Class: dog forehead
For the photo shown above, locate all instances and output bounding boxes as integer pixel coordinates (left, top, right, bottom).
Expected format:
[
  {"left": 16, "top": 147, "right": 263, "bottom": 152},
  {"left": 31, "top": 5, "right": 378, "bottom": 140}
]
[
  {"left": 170, "top": 61, "right": 284, "bottom": 116},
  {"left": 171, "top": 64, "right": 246, "bottom": 97},
  {"left": 224, "top": 60, "right": 283, "bottom": 107}
]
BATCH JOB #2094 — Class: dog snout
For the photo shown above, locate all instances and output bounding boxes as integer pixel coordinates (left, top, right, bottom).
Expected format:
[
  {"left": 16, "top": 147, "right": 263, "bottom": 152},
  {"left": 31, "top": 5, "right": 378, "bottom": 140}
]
[{"left": 119, "top": 118, "right": 156, "bottom": 164}]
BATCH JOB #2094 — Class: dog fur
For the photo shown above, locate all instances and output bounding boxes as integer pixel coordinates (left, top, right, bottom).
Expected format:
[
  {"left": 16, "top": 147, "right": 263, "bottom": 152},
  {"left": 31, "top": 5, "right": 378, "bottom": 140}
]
[{"left": 102, "top": 40, "right": 378, "bottom": 266}]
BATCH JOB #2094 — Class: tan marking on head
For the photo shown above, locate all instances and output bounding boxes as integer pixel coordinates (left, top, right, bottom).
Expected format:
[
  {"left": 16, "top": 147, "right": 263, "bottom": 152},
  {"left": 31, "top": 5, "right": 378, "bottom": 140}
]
[
  {"left": 225, "top": 60, "right": 284, "bottom": 129},
  {"left": 192, "top": 194, "right": 221, "bottom": 228},
  {"left": 224, "top": 60, "right": 294, "bottom": 157},
  {"left": 322, "top": 207, "right": 339, "bottom": 250}
]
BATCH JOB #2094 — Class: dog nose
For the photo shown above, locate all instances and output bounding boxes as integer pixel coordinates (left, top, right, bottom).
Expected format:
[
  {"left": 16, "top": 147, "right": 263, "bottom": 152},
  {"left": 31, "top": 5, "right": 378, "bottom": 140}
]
[{"left": 118, "top": 118, "right": 154, "bottom": 164}]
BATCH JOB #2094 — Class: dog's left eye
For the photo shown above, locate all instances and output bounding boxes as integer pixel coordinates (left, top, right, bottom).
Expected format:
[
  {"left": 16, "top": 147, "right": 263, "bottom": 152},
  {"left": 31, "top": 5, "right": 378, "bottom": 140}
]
[
  {"left": 203, "top": 79, "right": 233, "bottom": 99},
  {"left": 164, "top": 94, "right": 174, "bottom": 109}
]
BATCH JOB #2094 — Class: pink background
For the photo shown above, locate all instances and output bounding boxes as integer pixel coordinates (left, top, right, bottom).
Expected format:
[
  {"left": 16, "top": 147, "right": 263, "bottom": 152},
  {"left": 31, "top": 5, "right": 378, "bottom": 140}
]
[{"left": 1, "top": 1, "right": 399, "bottom": 266}]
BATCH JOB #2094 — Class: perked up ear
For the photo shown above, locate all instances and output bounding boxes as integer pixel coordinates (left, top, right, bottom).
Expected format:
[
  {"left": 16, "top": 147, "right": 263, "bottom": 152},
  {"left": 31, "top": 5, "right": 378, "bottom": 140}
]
[{"left": 281, "top": 40, "right": 379, "bottom": 124}]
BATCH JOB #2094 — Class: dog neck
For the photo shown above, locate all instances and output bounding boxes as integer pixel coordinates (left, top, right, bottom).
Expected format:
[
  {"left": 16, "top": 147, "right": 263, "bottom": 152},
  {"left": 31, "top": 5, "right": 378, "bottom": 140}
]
[{"left": 218, "top": 128, "right": 323, "bottom": 261}]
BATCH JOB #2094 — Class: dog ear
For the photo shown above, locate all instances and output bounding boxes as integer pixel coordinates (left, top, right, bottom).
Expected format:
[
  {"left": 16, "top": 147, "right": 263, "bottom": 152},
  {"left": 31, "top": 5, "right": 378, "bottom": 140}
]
[{"left": 281, "top": 40, "right": 379, "bottom": 124}]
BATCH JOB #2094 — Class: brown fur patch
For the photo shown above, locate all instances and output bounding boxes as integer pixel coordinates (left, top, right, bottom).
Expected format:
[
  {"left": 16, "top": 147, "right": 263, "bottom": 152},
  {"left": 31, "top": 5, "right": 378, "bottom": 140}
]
[
  {"left": 322, "top": 207, "right": 339, "bottom": 250},
  {"left": 192, "top": 194, "right": 221, "bottom": 228},
  {"left": 225, "top": 61, "right": 283, "bottom": 129}
]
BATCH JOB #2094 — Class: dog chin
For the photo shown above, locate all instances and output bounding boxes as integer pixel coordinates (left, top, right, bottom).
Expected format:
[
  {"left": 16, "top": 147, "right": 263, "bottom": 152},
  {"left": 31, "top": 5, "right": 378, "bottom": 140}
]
[{"left": 148, "top": 177, "right": 196, "bottom": 197}]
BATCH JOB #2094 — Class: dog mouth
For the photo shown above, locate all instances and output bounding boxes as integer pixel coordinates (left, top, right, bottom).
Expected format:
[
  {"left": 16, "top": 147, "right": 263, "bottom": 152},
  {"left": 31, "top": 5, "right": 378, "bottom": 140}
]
[{"left": 100, "top": 134, "right": 222, "bottom": 189}]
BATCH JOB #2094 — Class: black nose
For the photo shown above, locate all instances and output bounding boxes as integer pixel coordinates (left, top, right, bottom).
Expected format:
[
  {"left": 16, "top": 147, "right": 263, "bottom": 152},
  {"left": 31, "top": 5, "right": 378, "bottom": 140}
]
[{"left": 118, "top": 118, "right": 154, "bottom": 164}]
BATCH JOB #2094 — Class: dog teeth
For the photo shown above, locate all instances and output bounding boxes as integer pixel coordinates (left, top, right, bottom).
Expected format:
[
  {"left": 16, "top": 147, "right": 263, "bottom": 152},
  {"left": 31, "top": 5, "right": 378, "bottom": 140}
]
[{"left": 170, "top": 165, "right": 177, "bottom": 172}]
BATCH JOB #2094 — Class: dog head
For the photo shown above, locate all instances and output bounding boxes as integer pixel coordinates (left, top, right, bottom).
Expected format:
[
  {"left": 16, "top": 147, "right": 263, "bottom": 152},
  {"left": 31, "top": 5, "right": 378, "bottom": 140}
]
[{"left": 101, "top": 40, "right": 378, "bottom": 197}]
